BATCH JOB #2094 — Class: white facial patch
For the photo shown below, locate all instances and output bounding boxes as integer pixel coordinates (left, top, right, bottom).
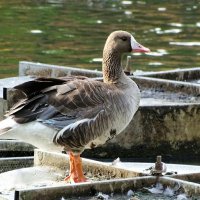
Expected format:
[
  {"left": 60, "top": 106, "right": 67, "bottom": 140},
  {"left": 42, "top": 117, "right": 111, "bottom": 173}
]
[{"left": 130, "top": 36, "right": 138, "bottom": 49}]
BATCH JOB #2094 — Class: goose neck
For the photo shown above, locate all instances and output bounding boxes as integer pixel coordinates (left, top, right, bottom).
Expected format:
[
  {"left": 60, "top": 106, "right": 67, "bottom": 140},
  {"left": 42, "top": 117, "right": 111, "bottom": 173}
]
[{"left": 102, "top": 51, "right": 123, "bottom": 83}]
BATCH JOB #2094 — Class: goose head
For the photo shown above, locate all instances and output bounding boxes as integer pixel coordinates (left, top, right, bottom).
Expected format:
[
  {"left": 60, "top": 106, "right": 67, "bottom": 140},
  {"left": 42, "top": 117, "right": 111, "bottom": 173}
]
[
  {"left": 103, "top": 30, "right": 150, "bottom": 83},
  {"left": 103, "top": 30, "right": 150, "bottom": 55}
]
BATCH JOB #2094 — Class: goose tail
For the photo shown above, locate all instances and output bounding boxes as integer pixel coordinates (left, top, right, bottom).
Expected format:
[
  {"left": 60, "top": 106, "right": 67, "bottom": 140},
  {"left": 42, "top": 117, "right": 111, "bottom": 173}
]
[{"left": 0, "top": 117, "right": 17, "bottom": 137}]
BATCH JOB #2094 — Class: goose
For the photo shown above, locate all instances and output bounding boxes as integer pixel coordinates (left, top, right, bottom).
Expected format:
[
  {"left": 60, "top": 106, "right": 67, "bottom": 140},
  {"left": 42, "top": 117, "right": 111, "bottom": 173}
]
[{"left": 0, "top": 30, "right": 150, "bottom": 183}]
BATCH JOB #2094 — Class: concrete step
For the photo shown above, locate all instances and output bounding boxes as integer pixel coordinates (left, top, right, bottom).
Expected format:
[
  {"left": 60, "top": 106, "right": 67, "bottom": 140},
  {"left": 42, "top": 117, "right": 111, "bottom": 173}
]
[{"left": 1, "top": 150, "right": 200, "bottom": 200}]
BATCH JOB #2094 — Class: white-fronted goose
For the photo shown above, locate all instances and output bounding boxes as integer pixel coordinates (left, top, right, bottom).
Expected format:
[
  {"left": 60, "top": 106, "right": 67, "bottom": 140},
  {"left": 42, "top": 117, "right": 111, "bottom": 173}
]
[{"left": 0, "top": 30, "right": 150, "bottom": 183}]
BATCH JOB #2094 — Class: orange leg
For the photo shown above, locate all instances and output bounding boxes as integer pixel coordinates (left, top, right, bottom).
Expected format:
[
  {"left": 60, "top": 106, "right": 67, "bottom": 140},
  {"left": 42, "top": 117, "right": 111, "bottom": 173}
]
[
  {"left": 64, "top": 152, "right": 87, "bottom": 183},
  {"left": 64, "top": 152, "right": 78, "bottom": 183},
  {"left": 74, "top": 154, "right": 87, "bottom": 182}
]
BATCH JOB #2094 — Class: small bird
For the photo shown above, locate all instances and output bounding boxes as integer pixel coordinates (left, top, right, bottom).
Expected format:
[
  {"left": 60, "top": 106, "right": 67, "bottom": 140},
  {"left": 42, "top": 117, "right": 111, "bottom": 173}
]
[
  {"left": 0, "top": 30, "right": 150, "bottom": 183},
  {"left": 151, "top": 155, "right": 167, "bottom": 175}
]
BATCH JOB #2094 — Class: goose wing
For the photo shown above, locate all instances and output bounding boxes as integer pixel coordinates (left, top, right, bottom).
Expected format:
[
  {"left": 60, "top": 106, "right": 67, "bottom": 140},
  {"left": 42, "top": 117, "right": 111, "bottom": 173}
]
[
  {"left": 7, "top": 77, "right": 117, "bottom": 151},
  {"left": 7, "top": 77, "right": 114, "bottom": 130}
]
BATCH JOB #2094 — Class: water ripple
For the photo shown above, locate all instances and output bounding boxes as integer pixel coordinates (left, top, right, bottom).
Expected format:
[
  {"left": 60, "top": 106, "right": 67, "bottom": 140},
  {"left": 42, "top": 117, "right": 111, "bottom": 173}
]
[
  {"left": 169, "top": 23, "right": 183, "bottom": 27},
  {"left": 121, "top": 1, "right": 132, "bottom": 5},
  {"left": 0, "top": 0, "right": 200, "bottom": 77},
  {"left": 30, "top": 30, "right": 43, "bottom": 34},
  {"left": 146, "top": 49, "right": 168, "bottom": 57},
  {"left": 150, "top": 27, "right": 182, "bottom": 34},
  {"left": 158, "top": 7, "right": 166, "bottom": 11},
  {"left": 148, "top": 62, "right": 163, "bottom": 66},
  {"left": 170, "top": 42, "right": 200, "bottom": 46}
]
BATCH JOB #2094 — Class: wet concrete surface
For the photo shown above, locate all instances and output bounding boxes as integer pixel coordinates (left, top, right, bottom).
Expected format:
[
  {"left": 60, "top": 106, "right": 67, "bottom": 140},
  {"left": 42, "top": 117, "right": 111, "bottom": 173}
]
[{"left": 1, "top": 150, "right": 200, "bottom": 200}]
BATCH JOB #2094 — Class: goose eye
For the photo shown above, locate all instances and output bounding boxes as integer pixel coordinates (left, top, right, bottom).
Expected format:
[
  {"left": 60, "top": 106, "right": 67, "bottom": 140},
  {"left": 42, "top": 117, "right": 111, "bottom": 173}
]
[{"left": 121, "top": 37, "right": 127, "bottom": 41}]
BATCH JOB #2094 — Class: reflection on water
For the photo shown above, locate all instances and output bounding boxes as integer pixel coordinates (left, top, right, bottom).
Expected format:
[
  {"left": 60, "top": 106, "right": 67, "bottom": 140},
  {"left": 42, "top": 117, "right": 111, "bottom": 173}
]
[
  {"left": 170, "top": 41, "right": 200, "bottom": 46},
  {"left": 0, "top": 0, "right": 200, "bottom": 78}
]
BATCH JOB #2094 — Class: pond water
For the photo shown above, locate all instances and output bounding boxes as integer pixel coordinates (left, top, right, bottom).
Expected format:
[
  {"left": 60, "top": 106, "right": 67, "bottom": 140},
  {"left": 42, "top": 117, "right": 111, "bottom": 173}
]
[{"left": 0, "top": 0, "right": 200, "bottom": 78}]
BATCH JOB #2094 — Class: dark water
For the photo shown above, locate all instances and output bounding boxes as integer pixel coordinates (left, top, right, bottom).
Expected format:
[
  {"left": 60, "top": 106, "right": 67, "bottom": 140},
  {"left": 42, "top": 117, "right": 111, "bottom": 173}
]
[{"left": 0, "top": 0, "right": 200, "bottom": 78}]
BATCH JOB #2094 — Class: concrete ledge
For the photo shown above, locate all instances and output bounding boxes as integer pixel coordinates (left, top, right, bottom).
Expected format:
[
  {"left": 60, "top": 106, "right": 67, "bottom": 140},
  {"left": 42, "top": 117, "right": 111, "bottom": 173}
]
[
  {"left": 0, "top": 157, "right": 33, "bottom": 173},
  {"left": 14, "top": 176, "right": 200, "bottom": 200},
  {"left": 0, "top": 140, "right": 35, "bottom": 152},
  {"left": 0, "top": 99, "right": 7, "bottom": 121},
  {"left": 139, "top": 67, "right": 200, "bottom": 82},
  {"left": 11, "top": 174, "right": 200, "bottom": 200},
  {"left": 19, "top": 61, "right": 102, "bottom": 78},
  {"left": 133, "top": 76, "right": 200, "bottom": 97},
  {"left": 171, "top": 172, "right": 200, "bottom": 183},
  {"left": 160, "top": 176, "right": 200, "bottom": 196},
  {"left": 14, "top": 176, "right": 156, "bottom": 200},
  {"left": 34, "top": 150, "right": 146, "bottom": 179}
]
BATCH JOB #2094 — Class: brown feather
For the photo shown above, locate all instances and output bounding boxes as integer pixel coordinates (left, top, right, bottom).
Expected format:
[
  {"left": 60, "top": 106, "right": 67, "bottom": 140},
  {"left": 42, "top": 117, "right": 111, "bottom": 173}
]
[{"left": 8, "top": 77, "right": 115, "bottom": 130}]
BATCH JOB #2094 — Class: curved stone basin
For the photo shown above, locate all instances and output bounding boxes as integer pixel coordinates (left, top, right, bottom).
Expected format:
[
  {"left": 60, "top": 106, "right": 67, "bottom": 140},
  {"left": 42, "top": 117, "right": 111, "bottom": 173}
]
[{"left": 0, "top": 61, "right": 200, "bottom": 161}]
